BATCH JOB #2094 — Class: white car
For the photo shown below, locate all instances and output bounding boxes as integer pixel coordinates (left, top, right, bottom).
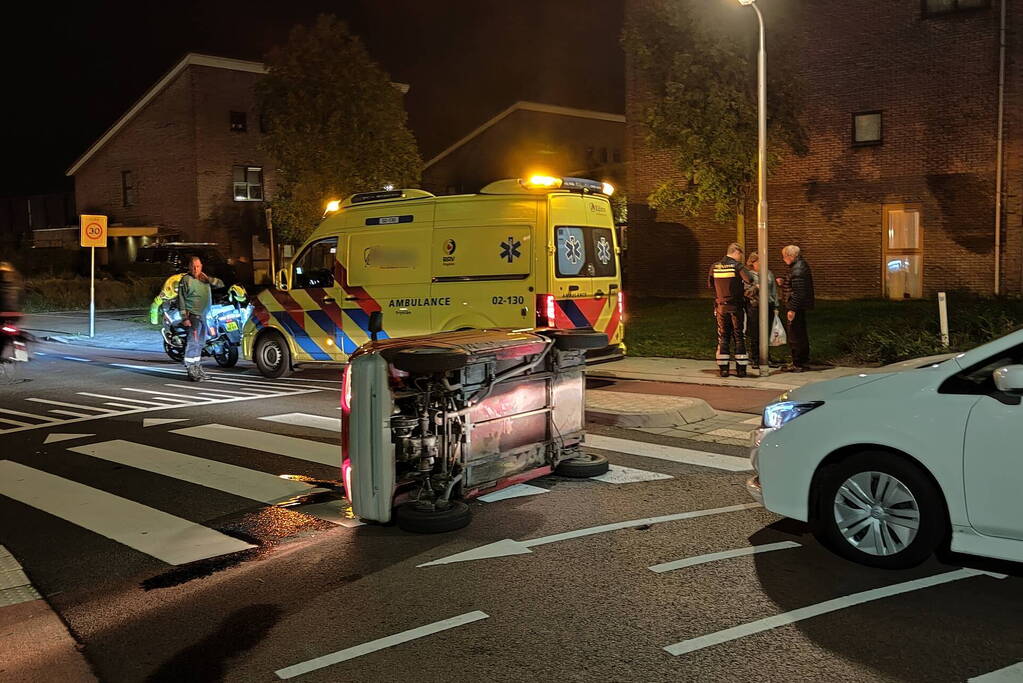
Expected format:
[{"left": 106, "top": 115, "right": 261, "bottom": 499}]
[{"left": 748, "top": 328, "right": 1023, "bottom": 569}]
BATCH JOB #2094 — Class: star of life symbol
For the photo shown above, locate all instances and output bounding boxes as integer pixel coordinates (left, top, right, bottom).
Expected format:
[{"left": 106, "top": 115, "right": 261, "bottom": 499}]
[
  {"left": 564, "top": 235, "right": 583, "bottom": 265},
  {"left": 500, "top": 236, "right": 521, "bottom": 263},
  {"left": 596, "top": 236, "right": 612, "bottom": 265}
]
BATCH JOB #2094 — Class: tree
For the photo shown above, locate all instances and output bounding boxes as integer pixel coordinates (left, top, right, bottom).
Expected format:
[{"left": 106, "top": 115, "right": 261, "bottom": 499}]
[
  {"left": 622, "top": 1, "right": 807, "bottom": 244},
  {"left": 258, "top": 15, "right": 422, "bottom": 243}
]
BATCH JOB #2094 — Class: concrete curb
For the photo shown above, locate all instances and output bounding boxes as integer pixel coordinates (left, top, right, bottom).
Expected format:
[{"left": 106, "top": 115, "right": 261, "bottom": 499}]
[{"left": 585, "top": 390, "right": 716, "bottom": 428}]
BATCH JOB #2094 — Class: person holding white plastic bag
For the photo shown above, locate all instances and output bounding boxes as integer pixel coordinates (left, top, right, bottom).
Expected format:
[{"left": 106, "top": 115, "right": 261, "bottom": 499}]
[{"left": 744, "top": 252, "right": 779, "bottom": 369}]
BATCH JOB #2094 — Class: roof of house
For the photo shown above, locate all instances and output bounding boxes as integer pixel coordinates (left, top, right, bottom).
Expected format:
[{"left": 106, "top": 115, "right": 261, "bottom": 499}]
[
  {"left": 423, "top": 101, "right": 626, "bottom": 170},
  {"left": 66, "top": 53, "right": 411, "bottom": 177}
]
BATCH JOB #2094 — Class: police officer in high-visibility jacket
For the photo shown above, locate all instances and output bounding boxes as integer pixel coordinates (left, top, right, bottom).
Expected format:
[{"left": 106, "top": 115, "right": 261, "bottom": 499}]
[{"left": 708, "top": 243, "right": 754, "bottom": 378}]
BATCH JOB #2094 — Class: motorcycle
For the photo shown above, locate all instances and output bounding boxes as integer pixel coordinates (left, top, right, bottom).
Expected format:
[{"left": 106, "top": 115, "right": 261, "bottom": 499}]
[
  {"left": 0, "top": 317, "right": 34, "bottom": 365},
  {"left": 160, "top": 286, "right": 252, "bottom": 367}
]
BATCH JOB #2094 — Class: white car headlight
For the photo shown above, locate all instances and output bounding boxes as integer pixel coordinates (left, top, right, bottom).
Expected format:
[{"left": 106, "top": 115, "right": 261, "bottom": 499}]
[{"left": 762, "top": 400, "right": 824, "bottom": 429}]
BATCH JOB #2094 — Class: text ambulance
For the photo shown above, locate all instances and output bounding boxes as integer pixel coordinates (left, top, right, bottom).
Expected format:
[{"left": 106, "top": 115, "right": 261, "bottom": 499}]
[{"left": 242, "top": 176, "right": 625, "bottom": 377}]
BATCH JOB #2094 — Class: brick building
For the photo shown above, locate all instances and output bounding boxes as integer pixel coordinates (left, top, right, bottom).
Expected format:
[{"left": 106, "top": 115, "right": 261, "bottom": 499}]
[
  {"left": 626, "top": 0, "right": 1022, "bottom": 299},
  {"left": 68, "top": 54, "right": 276, "bottom": 267},
  {"left": 421, "top": 101, "right": 625, "bottom": 195}
]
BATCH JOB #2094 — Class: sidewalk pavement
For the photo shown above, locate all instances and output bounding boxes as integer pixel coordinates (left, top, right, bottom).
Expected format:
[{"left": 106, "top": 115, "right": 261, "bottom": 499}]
[
  {"left": 0, "top": 546, "right": 97, "bottom": 682},
  {"left": 588, "top": 356, "right": 864, "bottom": 392},
  {"left": 21, "top": 311, "right": 163, "bottom": 353}
]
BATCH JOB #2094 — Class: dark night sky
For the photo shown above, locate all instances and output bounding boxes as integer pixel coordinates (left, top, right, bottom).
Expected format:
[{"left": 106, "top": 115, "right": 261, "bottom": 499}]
[{"left": 1, "top": 0, "right": 625, "bottom": 197}]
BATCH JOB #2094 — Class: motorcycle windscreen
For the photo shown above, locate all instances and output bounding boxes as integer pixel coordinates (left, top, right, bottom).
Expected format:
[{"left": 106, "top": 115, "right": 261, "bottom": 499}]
[{"left": 348, "top": 353, "right": 396, "bottom": 523}]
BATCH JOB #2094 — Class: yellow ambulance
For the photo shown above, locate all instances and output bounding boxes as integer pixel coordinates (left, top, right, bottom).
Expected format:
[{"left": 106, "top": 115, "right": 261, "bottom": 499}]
[{"left": 242, "top": 176, "right": 625, "bottom": 377}]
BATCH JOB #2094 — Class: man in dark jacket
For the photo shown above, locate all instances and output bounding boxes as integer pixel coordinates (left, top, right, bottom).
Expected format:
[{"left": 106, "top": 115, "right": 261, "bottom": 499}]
[
  {"left": 708, "top": 243, "right": 753, "bottom": 377},
  {"left": 778, "top": 245, "right": 815, "bottom": 371}
]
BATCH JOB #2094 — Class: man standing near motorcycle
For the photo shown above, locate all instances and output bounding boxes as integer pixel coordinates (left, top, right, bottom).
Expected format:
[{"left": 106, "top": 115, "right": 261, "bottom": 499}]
[{"left": 178, "top": 256, "right": 223, "bottom": 382}]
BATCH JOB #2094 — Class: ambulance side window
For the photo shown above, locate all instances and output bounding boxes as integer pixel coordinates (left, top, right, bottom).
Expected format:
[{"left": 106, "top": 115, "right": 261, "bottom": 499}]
[
  {"left": 292, "top": 237, "right": 338, "bottom": 289},
  {"left": 555, "top": 226, "right": 617, "bottom": 278}
]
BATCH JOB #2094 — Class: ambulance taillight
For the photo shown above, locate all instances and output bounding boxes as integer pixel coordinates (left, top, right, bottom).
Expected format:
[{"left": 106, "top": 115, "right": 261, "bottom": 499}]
[
  {"left": 618, "top": 291, "right": 625, "bottom": 322},
  {"left": 537, "top": 293, "right": 556, "bottom": 327}
]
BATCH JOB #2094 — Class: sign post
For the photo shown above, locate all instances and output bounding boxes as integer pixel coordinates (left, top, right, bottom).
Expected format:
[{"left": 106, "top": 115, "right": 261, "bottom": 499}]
[{"left": 80, "top": 215, "right": 108, "bottom": 338}]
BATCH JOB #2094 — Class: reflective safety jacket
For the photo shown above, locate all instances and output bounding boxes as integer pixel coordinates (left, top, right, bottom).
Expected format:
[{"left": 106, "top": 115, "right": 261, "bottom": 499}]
[
  {"left": 149, "top": 273, "right": 184, "bottom": 324},
  {"left": 707, "top": 256, "right": 752, "bottom": 312}
]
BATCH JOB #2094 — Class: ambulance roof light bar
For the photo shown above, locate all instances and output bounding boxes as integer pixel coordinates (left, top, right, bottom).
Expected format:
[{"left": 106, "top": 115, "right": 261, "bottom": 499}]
[
  {"left": 340, "top": 188, "right": 436, "bottom": 209},
  {"left": 487, "top": 176, "right": 614, "bottom": 196}
]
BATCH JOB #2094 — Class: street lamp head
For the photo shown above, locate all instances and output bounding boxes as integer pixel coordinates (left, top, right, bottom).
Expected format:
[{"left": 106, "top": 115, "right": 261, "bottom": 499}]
[{"left": 738, "top": 0, "right": 756, "bottom": 5}]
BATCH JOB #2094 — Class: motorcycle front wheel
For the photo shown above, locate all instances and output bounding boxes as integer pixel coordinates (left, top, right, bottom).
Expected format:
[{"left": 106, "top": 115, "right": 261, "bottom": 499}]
[
  {"left": 214, "top": 344, "right": 239, "bottom": 367},
  {"left": 164, "top": 340, "right": 185, "bottom": 362}
]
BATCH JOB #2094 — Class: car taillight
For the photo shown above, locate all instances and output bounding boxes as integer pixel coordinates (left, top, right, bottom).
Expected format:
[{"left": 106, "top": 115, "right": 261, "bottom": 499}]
[
  {"left": 341, "top": 364, "right": 352, "bottom": 413},
  {"left": 1, "top": 325, "right": 17, "bottom": 335},
  {"left": 536, "top": 294, "right": 556, "bottom": 328},
  {"left": 617, "top": 291, "right": 625, "bottom": 321}
]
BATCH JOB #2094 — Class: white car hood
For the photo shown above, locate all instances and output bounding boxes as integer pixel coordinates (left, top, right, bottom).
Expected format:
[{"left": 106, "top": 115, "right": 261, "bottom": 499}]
[{"left": 784, "top": 352, "right": 959, "bottom": 402}]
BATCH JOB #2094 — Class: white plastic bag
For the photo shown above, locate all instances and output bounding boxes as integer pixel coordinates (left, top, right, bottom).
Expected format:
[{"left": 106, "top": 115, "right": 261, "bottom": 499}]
[{"left": 770, "top": 313, "right": 787, "bottom": 347}]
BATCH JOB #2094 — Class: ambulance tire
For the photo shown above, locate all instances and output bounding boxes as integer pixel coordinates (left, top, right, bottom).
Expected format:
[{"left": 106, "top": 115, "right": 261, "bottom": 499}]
[
  {"left": 393, "top": 347, "right": 469, "bottom": 375},
  {"left": 545, "top": 330, "right": 609, "bottom": 351},
  {"left": 555, "top": 453, "right": 610, "bottom": 478},
  {"left": 214, "top": 344, "right": 239, "bottom": 368},
  {"left": 255, "top": 333, "right": 292, "bottom": 378},
  {"left": 395, "top": 501, "right": 471, "bottom": 534}
]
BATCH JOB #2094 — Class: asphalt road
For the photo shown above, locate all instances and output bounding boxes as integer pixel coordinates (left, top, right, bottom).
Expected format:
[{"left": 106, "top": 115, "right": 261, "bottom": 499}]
[{"left": 2, "top": 343, "right": 1023, "bottom": 682}]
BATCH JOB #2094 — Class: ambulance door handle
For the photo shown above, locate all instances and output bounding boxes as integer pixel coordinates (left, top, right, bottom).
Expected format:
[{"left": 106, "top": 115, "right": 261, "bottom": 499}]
[
  {"left": 344, "top": 296, "right": 360, "bottom": 301},
  {"left": 568, "top": 285, "right": 580, "bottom": 292},
  {"left": 594, "top": 290, "right": 605, "bottom": 299},
  {"left": 322, "top": 297, "right": 336, "bottom": 304}
]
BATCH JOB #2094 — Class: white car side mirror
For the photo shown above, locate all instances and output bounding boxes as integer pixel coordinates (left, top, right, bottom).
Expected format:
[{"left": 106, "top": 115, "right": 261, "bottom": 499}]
[{"left": 993, "top": 365, "right": 1023, "bottom": 393}]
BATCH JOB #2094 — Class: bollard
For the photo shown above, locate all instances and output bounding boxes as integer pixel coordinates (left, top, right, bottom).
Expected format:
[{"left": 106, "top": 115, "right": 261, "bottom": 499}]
[{"left": 938, "top": 292, "right": 949, "bottom": 348}]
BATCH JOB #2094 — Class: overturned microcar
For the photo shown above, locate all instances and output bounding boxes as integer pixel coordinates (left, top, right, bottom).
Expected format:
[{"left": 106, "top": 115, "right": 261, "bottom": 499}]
[{"left": 341, "top": 323, "right": 609, "bottom": 533}]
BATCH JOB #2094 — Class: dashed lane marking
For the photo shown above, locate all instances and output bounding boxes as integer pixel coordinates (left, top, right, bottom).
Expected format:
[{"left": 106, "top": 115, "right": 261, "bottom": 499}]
[
  {"left": 274, "top": 611, "right": 489, "bottom": 679},
  {"left": 585, "top": 434, "right": 752, "bottom": 472},
  {"left": 648, "top": 541, "right": 801, "bottom": 573},
  {"left": 0, "top": 461, "right": 254, "bottom": 565},
  {"left": 259, "top": 413, "right": 342, "bottom": 433},
  {"left": 61, "top": 356, "right": 91, "bottom": 363},
  {"left": 662, "top": 568, "right": 1008, "bottom": 656},
  {"left": 69, "top": 440, "right": 326, "bottom": 504},
  {"left": 172, "top": 424, "right": 339, "bottom": 467}
]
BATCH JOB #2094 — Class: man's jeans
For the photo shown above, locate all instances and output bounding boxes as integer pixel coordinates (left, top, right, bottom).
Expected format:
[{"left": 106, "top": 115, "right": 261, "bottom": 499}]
[{"left": 184, "top": 314, "right": 207, "bottom": 366}]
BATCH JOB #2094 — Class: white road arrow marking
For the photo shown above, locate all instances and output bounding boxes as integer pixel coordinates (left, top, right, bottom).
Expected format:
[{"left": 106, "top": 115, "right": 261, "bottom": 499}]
[
  {"left": 418, "top": 503, "right": 762, "bottom": 567},
  {"left": 43, "top": 433, "right": 96, "bottom": 445}
]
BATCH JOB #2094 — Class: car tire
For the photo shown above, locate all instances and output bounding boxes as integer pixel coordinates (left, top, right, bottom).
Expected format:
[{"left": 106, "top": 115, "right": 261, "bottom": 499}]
[
  {"left": 214, "top": 344, "right": 239, "bottom": 368},
  {"left": 255, "top": 333, "right": 292, "bottom": 378},
  {"left": 543, "top": 329, "right": 609, "bottom": 351},
  {"left": 395, "top": 501, "right": 471, "bottom": 534},
  {"left": 812, "top": 451, "right": 946, "bottom": 569},
  {"left": 163, "top": 340, "right": 184, "bottom": 362},
  {"left": 392, "top": 347, "right": 469, "bottom": 375},
  {"left": 555, "top": 452, "right": 610, "bottom": 478}
]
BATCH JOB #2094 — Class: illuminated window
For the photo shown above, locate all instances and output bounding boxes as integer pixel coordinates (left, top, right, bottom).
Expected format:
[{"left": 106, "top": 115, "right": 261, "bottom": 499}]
[
  {"left": 923, "top": 0, "right": 989, "bottom": 16},
  {"left": 121, "top": 170, "right": 135, "bottom": 207},
  {"left": 233, "top": 166, "right": 263, "bottom": 201},
  {"left": 883, "top": 205, "right": 923, "bottom": 299},
  {"left": 230, "top": 111, "right": 247, "bottom": 132},
  {"left": 853, "top": 111, "right": 883, "bottom": 146}
]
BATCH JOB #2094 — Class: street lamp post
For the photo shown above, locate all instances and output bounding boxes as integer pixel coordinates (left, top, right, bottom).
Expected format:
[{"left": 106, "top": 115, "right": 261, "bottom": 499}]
[{"left": 739, "top": 0, "right": 769, "bottom": 372}]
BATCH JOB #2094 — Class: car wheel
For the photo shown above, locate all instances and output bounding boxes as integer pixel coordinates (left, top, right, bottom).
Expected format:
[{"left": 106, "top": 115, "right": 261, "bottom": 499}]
[
  {"left": 163, "top": 340, "right": 184, "bottom": 362},
  {"left": 392, "top": 347, "right": 469, "bottom": 375},
  {"left": 813, "top": 452, "right": 946, "bottom": 569},
  {"left": 555, "top": 452, "right": 610, "bottom": 478},
  {"left": 214, "top": 344, "right": 239, "bottom": 368},
  {"left": 255, "top": 333, "right": 291, "bottom": 378},
  {"left": 395, "top": 501, "right": 471, "bottom": 533}
]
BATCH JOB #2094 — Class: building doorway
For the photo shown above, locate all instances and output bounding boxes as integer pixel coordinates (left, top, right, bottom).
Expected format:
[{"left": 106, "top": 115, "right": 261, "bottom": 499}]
[{"left": 882, "top": 204, "right": 923, "bottom": 299}]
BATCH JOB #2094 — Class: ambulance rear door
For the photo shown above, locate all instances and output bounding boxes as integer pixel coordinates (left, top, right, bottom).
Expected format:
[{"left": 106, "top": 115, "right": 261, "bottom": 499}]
[{"left": 340, "top": 204, "right": 435, "bottom": 352}]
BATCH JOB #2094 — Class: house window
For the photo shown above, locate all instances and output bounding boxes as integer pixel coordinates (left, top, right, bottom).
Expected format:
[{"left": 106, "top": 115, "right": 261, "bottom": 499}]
[
  {"left": 233, "top": 166, "right": 263, "bottom": 201},
  {"left": 599, "top": 147, "right": 608, "bottom": 163},
  {"left": 121, "top": 170, "right": 135, "bottom": 207},
  {"left": 230, "top": 111, "right": 247, "bottom": 132},
  {"left": 612, "top": 149, "right": 621, "bottom": 163},
  {"left": 923, "top": 0, "right": 990, "bottom": 16},
  {"left": 853, "top": 111, "right": 883, "bottom": 146},
  {"left": 883, "top": 204, "right": 923, "bottom": 299}
]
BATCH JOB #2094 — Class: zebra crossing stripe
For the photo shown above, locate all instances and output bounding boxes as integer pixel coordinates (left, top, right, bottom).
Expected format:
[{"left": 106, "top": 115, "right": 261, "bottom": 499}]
[
  {"left": 172, "top": 424, "right": 339, "bottom": 467},
  {"left": 259, "top": 413, "right": 342, "bottom": 433},
  {"left": 25, "top": 398, "right": 115, "bottom": 413},
  {"left": 69, "top": 440, "right": 325, "bottom": 504},
  {"left": 0, "top": 461, "right": 254, "bottom": 565}
]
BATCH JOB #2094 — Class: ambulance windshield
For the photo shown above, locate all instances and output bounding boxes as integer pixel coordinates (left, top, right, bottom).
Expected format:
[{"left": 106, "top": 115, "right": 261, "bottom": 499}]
[{"left": 554, "top": 226, "right": 617, "bottom": 278}]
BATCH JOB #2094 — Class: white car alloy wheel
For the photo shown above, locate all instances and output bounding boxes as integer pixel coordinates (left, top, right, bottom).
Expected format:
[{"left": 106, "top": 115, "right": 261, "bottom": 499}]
[{"left": 833, "top": 471, "right": 920, "bottom": 556}]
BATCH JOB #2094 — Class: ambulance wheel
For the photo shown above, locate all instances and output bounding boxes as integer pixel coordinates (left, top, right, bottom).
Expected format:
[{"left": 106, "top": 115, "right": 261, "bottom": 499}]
[
  {"left": 395, "top": 501, "right": 471, "bottom": 534},
  {"left": 545, "top": 330, "right": 609, "bottom": 351},
  {"left": 393, "top": 347, "right": 468, "bottom": 375},
  {"left": 255, "top": 333, "right": 292, "bottom": 378},
  {"left": 163, "top": 341, "right": 184, "bottom": 362},
  {"left": 555, "top": 452, "right": 610, "bottom": 478},
  {"left": 214, "top": 345, "right": 239, "bottom": 368}
]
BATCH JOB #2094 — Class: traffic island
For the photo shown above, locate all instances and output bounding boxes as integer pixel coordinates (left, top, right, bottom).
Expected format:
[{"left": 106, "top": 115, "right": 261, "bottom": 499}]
[{"left": 585, "top": 390, "right": 716, "bottom": 428}]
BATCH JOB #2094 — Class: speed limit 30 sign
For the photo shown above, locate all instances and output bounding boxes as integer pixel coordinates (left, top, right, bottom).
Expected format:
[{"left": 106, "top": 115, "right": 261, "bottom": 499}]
[{"left": 80, "top": 214, "right": 108, "bottom": 248}]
